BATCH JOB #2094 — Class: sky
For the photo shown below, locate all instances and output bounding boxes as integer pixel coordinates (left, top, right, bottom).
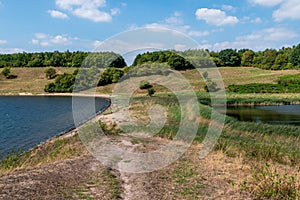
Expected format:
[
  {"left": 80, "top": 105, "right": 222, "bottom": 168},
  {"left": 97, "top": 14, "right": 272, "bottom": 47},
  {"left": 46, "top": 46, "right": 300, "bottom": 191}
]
[{"left": 0, "top": 0, "right": 299, "bottom": 54}]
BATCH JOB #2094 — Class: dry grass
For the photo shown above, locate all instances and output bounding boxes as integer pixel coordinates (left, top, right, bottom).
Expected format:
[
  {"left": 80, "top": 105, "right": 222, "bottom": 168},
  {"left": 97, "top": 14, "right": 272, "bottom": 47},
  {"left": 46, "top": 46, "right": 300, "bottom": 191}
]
[
  {"left": 1, "top": 67, "right": 298, "bottom": 95},
  {"left": 180, "top": 67, "right": 299, "bottom": 92},
  {"left": 0, "top": 67, "right": 75, "bottom": 94}
]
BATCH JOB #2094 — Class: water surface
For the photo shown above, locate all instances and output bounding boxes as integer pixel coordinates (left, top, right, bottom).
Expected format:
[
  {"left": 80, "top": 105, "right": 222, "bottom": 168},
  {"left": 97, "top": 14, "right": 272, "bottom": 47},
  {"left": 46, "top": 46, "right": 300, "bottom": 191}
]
[
  {"left": 220, "top": 104, "right": 300, "bottom": 126},
  {"left": 0, "top": 96, "right": 110, "bottom": 158}
]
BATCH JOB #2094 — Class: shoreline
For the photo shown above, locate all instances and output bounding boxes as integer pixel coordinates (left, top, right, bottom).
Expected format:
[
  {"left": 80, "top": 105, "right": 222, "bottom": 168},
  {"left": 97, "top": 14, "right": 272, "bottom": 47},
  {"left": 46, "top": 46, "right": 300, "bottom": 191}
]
[
  {"left": 28, "top": 96, "right": 112, "bottom": 155},
  {"left": 0, "top": 93, "right": 112, "bottom": 160},
  {"left": 0, "top": 92, "right": 110, "bottom": 98}
]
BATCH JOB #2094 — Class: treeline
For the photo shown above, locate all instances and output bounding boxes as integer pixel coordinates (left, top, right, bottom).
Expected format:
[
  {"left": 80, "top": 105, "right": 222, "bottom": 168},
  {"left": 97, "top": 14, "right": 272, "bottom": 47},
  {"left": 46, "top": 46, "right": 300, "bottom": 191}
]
[
  {"left": 210, "top": 45, "right": 300, "bottom": 69},
  {"left": 133, "top": 44, "right": 300, "bottom": 70},
  {"left": 0, "top": 51, "right": 127, "bottom": 68},
  {"left": 133, "top": 50, "right": 194, "bottom": 70},
  {"left": 1, "top": 44, "right": 300, "bottom": 70}
]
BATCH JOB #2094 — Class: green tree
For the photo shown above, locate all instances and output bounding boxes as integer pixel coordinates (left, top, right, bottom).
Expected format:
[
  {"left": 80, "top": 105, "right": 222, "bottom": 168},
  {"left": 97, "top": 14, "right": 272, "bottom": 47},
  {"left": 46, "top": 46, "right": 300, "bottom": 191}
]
[
  {"left": 289, "top": 44, "right": 300, "bottom": 67},
  {"left": 44, "top": 67, "right": 57, "bottom": 79},
  {"left": 241, "top": 50, "right": 255, "bottom": 66},
  {"left": 219, "top": 49, "right": 241, "bottom": 66},
  {"left": 98, "top": 68, "right": 124, "bottom": 86},
  {"left": 261, "top": 49, "right": 277, "bottom": 69}
]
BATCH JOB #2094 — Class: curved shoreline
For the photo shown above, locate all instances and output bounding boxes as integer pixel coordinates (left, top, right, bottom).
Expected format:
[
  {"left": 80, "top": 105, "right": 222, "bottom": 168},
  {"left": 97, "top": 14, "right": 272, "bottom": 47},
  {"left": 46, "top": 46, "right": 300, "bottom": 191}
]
[
  {"left": 0, "top": 92, "right": 110, "bottom": 98},
  {"left": 31, "top": 96, "right": 111, "bottom": 154},
  {"left": 0, "top": 94, "right": 112, "bottom": 160}
]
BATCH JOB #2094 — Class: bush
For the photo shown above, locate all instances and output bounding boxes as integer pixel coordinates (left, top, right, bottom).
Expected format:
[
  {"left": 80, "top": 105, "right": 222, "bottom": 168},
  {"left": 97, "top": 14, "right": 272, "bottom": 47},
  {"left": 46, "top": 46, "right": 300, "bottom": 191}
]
[
  {"left": 139, "top": 80, "right": 152, "bottom": 89},
  {"left": 6, "top": 74, "right": 17, "bottom": 79},
  {"left": 1, "top": 67, "right": 11, "bottom": 77},
  {"left": 98, "top": 68, "right": 124, "bottom": 86},
  {"left": 1, "top": 67, "right": 17, "bottom": 79},
  {"left": 147, "top": 88, "right": 155, "bottom": 97},
  {"left": 44, "top": 73, "right": 75, "bottom": 93},
  {"left": 44, "top": 67, "right": 57, "bottom": 79},
  {"left": 277, "top": 74, "right": 300, "bottom": 85}
]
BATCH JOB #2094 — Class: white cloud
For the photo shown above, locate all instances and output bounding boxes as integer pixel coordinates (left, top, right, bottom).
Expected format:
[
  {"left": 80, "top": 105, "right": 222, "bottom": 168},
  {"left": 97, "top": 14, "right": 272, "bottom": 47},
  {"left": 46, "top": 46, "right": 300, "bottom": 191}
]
[
  {"left": 31, "top": 39, "right": 39, "bottom": 45},
  {"left": 0, "top": 48, "right": 25, "bottom": 54},
  {"left": 0, "top": 40, "right": 7, "bottom": 44},
  {"left": 143, "top": 12, "right": 210, "bottom": 39},
  {"left": 40, "top": 42, "right": 50, "bottom": 47},
  {"left": 251, "top": 17, "right": 262, "bottom": 23},
  {"left": 165, "top": 12, "right": 183, "bottom": 24},
  {"left": 110, "top": 8, "right": 120, "bottom": 16},
  {"left": 51, "top": 35, "right": 71, "bottom": 44},
  {"left": 54, "top": 0, "right": 112, "bottom": 22},
  {"left": 210, "top": 27, "right": 298, "bottom": 51},
  {"left": 48, "top": 10, "right": 68, "bottom": 19},
  {"left": 221, "top": 5, "right": 236, "bottom": 12},
  {"left": 249, "top": 0, "right": 300, "bottom": 21},
  {"left": 249, "top": 0, "right": 283, "bottom": 6},
  {"left": 273, "top": 0, "right": 300, "bottom": 21},
  {"left": 31, "top": 33, "right": 75, "bottom": 46},
  {"left": 188, "top": 30, "right": 209, "bottom": 37},
  {"left": 264, "top": 27, "right": 298, "bottom": 41},
  {"left": 195, "top": 8, "right": 239, "bottom": 26},
  {"left": 35, "top": 33, "right": 47, "bottom": 39}
]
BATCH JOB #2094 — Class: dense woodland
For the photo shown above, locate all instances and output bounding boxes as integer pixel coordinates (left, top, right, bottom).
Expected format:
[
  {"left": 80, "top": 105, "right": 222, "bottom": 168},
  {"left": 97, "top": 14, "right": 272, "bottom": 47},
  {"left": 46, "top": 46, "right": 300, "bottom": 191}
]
[
  {"left": 0, "top": 44, "right": 300, "bottom": 70},
  {"left": 1, "top": 44, "right": 300, "bottom": 93},
  {"left": 0, "top": 51, "right": 126, "bottom": 68},
  {"left": 133, "top": 44, "right": 300, "bottom": 70}
]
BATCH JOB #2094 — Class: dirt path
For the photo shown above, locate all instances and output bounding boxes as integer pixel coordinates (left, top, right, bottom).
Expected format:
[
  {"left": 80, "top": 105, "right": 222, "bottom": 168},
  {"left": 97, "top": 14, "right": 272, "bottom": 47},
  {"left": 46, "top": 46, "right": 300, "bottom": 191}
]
[
  {"left": 0, "top": 109, "right": 255, "bottom": 199},
  {"left": 0, "top": 156, "right": 120, "bottom": 200}
]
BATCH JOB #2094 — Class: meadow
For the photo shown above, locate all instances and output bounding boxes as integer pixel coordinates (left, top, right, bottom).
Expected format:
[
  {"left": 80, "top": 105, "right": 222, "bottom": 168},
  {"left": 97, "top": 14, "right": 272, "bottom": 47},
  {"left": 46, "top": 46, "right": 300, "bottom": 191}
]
[{"left": 0, "top": 66, "right": 300, "bottom": 199}]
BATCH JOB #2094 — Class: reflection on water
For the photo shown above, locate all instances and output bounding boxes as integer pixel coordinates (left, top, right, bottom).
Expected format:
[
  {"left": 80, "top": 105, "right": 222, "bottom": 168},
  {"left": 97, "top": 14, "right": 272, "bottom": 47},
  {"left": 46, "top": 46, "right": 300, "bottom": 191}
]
[{"left": 217, "top": 104, "right": 300, "bottom": 126}]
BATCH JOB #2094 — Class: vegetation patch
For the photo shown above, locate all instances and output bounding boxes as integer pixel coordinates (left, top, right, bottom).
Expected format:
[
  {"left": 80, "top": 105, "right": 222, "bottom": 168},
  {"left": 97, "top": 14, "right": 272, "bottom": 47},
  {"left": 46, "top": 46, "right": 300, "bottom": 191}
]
[{"left": 241, "top": 164, "right": 299, "bottom": 199}]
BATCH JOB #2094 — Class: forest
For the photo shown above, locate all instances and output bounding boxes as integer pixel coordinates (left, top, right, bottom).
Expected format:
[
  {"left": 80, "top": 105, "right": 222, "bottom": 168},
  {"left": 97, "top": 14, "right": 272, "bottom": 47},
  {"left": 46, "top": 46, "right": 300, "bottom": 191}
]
[
  {"left": 0, "top": 44, "right": 300, "bottom": 70},
  {"left": 1, "top": 44, "right": 300, "bottom": 93},
  {"left": 0, "top": 51, "right": 126, "bottom": 68}
]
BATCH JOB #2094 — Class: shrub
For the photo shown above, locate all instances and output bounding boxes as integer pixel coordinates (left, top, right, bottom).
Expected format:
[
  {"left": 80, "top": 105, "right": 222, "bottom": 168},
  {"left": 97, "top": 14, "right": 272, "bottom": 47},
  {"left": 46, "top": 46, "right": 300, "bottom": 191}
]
[
  {"left": 44, "top": 73, "right": 75, "bottom": 93},
  {"left": 1, "top": 67, "right": 11, "bottom": 77},
  {"left": 147, "top": 88, "right": 155, "bottom": 97},
  {"left": 227, "top": 83, "right": 300, "bottom": 93},
  {"left": 44, "top": 67, "right": 57, "bottom": 79},
  {"left": 1, "top": 67, "right": 17, "bottom": 79},
  {"left": 139, "top": 80, "right": 152, "bottom": 89},
  {"left": 98, "top": 68, "right": 124, "bottom": 86}
]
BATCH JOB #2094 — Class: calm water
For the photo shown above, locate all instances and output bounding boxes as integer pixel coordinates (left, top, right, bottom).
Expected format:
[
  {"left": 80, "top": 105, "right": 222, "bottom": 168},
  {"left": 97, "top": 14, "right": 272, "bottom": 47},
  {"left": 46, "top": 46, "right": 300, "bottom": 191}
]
[
  {"left": 220, "top": 104, "right": 300, "bottom": 126},
  {"left": 0, "top": 96, "right": 110, "bottom": 158}
]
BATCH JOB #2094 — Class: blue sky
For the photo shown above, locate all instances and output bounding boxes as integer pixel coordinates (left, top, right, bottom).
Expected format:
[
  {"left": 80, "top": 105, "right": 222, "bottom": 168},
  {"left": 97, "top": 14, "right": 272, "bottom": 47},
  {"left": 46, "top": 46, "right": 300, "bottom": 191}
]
[{"left": 0, "top": 0, "right": 299, "bottom": 53}]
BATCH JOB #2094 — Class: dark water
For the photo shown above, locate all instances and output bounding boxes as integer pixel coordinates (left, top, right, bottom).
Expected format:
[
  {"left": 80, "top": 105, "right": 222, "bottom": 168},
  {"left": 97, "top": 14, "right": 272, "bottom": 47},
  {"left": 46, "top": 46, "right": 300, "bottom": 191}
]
[
  {"left": 219, "top": 104, "right": 300, "bottom": 126},
  {"left": 0, "top": 96, "right": 110, "bottom": 158}
]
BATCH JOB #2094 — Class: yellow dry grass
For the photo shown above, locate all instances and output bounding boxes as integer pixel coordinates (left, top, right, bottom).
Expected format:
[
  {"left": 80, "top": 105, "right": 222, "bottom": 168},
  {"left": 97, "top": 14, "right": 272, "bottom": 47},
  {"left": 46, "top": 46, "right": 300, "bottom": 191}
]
[{"left": 0, "top": 67, "right": 75, "bottom": 94}]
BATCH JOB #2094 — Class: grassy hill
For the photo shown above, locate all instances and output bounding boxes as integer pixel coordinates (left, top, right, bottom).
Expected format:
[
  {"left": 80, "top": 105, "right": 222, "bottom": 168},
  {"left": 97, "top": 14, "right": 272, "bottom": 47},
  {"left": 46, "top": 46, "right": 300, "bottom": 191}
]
[{"left": 1, "top": 67, "right": 299, "bottom": 95}]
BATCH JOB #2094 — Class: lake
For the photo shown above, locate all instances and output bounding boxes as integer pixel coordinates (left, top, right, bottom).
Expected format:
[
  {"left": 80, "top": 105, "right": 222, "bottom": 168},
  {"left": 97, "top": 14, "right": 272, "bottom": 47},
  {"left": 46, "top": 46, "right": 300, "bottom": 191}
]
[
  {"left": 0, "top": 96, "right": 110, "bottom": 158},
  {"left": 219, "top": 104, "right": 300, "bottom": 126}
]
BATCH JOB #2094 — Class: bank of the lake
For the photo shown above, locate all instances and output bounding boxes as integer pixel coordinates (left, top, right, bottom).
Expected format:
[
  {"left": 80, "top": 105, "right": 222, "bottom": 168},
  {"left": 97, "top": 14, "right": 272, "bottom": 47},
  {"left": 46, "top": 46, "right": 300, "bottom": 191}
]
[{"left": 0, "top": 95, "right": 110, "bottom": 159}]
